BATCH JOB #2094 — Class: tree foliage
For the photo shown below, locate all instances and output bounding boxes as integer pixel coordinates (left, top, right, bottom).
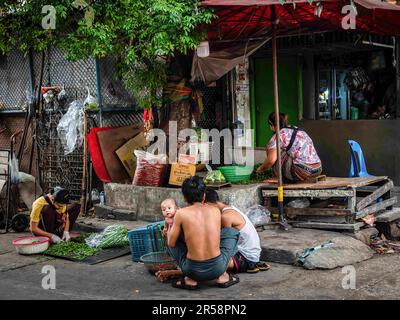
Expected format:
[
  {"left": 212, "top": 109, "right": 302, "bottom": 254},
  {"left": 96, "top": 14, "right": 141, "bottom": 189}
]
[{"left": 0, "top": 0, "right": 215, "bottom": 108}]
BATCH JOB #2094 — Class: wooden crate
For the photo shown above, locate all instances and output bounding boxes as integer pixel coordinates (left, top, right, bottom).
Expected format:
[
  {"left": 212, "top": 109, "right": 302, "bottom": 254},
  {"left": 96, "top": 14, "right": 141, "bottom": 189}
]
[{"left": 260, "top": 176, "right": 397, "bottom": 232}]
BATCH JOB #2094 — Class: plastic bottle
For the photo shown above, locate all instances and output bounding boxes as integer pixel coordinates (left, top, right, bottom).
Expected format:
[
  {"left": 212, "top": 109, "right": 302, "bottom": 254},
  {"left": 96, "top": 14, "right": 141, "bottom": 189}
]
[
  {"left": 99, "top": 191, "right": 105, "bottom": 206},
  {"left": 91, "top": 189, "right": 100, "bottom": 204}
]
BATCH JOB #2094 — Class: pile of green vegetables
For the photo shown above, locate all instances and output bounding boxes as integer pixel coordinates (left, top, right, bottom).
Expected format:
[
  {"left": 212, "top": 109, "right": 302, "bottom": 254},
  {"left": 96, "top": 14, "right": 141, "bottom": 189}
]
[
  {"left": 204, "top": 170, "right": 226, "bottom": 185},
  {"left": 232, "top": 164, "right": 272, "bottom": 185},
  {"left": 85, "top": 225, "right": 130, "bottom": 249},
  {"left": 44, "top": 226, "right": 130, "bottom": 261},
  {"left": 250, "top": 164, "right": 273, "bottom": 182},
  {"left": 45, "top": 242, "right": 102, "bottom": 261}
]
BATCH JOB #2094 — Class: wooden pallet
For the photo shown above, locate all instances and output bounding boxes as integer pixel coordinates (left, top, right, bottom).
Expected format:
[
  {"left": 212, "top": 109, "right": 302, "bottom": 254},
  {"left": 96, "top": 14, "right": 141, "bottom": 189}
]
[{"left": 261, "top": 176, "right": 397, "bottom": 232}]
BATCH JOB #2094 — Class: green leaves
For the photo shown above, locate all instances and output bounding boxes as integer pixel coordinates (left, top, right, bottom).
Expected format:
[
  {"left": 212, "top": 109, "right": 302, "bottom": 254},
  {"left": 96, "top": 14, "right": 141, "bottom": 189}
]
[
  {"left": 0, "top": 0, "right": 215, "bottom": 109},
  {"left": 45, "top": 241, "right": 102, "bottom": 261}
]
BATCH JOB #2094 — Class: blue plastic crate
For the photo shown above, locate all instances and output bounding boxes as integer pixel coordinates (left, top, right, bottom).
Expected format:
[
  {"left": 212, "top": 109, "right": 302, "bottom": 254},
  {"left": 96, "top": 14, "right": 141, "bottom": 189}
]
[{"left": 128, "top": 221, "right": 165, "bottom": 262}]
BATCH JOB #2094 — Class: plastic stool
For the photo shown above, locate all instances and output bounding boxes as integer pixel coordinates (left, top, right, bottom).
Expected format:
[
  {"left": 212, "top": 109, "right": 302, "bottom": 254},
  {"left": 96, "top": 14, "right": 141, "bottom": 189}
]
[{"left": 348, "top": 140, "right": 373, "bottom": 178}]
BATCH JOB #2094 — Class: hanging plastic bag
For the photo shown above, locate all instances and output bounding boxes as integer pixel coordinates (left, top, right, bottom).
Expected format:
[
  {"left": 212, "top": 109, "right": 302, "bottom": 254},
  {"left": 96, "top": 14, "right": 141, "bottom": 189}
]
[
  {"left": 57, "top": 85, "right": 67, "bottom": 101},
  {"left": 133, "top": 150, "right": 167, "bottom": 187},
  {"left": 84, "top": 87, "right": 99, "bottom": 111},
  {"left": 9, "top": 154, "right": 20, "bottom": 184},
  {"left": 57, "top": 100, "right": 84, "bottom": 155},
  {"left": 18, "top": 172, "right": 36, "bottom": 184},
  {"left": 245, "top": 205, "right": 271, "bottom": 227},
  {"left": 286, "top": 198, "right": 311, "bottom": 209}
]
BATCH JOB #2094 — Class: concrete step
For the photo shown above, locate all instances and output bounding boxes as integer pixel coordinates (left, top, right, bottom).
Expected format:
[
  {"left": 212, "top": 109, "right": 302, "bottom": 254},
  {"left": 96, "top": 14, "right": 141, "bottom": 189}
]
[
  {"left": 290, "top": 221, "right": 365, "bottom": 232},
  {"left": 75, "top": 217, "right": 150, "bottom": 233},
  {"left": 375, "top": 208, "right": 400, "bottom": 223},
  {"left": 94, "top": 204, "right": 138, "bottom": 221}
]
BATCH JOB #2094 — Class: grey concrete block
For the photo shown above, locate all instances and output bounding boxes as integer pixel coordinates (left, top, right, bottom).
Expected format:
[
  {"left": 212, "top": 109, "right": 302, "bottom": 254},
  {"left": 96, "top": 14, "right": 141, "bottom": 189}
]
[
  {"left": 259, "top": 228, "right": 374, "bottom": 269},
  {"left": 94, "top": 205, "right": 114, "bottom": 219},
  {"left": 104, "top": 183, "right": 264, "bottom": 222},
  {"left": 301, "top": 236, "right": 374, "bottom": 270},
  {"left": 112, "top": 208, "right": 137, "bottom": 221}
]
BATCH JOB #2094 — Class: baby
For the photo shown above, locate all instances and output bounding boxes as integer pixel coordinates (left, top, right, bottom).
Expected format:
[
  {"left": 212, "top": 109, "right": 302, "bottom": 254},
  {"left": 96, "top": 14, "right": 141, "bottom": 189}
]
[{"left": 161, "top": 198, "right": 178, "bottom": 235}]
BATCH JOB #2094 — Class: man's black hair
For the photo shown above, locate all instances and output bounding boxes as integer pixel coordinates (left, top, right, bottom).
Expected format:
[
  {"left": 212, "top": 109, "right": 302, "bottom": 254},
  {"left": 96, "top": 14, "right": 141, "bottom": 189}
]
[
  {"left": 52, "top": 187, "right": 70, "bottom": 204},
  {"left": 181, "top": 176, "right": 206, "bottom": 204},
  {"left": 205, "top": 188, "right": 220, "bottom": 204}
]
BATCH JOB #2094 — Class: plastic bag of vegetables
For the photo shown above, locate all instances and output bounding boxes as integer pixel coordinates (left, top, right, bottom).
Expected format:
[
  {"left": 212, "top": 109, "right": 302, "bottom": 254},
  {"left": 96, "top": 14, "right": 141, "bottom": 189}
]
[
  {"left": 204, "top": 170, "right": 226, "bottom": 185},
  {"left": 85, "top": 225, "right": 129, "bottom": 249},
  {"left": 84, "top": 87, "right": 99, "bottom": 111}
]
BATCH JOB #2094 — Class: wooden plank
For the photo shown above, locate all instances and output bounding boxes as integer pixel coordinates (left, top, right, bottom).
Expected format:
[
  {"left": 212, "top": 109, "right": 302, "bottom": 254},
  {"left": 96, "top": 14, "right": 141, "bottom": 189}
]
[
  {"left": 294, "top": 216, "right": 351, "bottom": 224},
  {"left": 0, "top": 164, "right": 8, "bottom": 175},
  {"left": 356, "top": 181, "right": 394, "bottom": 211},
  {"left": 375, "top": 208, "right": 400, "bottom": 223},
  {"left": 355, "top": 197, "right": 398, "bottom": 220},
  {"left": 0, "top": 151, "right": 9, "bottom": 158},
  {"left": 285, "top": 207, "right": 352, "bottom": 217},
  {"left": 348, "top": 187, "right": 356, "bottom": 213},
  {"left": 262, "top": 189, "right": 354, "bottom": 198},
  {"left": 262, "top": 176, "right": 388, "bottom": 190},
  {"left": 291, "top": 221, "right": 365, "bottom": 231},
  {"left": 357, "top": 186, "right": 379, "bottom": 192}
]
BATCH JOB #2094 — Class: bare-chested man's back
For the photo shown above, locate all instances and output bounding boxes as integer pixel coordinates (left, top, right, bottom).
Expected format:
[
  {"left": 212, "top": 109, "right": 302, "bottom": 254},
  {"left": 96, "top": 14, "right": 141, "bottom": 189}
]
[
  {"left": 177, "top": 203, "right": 221, "bottom": 261},
  {"left": 166, "top": 176, "right": 240, "bottom": 288}
]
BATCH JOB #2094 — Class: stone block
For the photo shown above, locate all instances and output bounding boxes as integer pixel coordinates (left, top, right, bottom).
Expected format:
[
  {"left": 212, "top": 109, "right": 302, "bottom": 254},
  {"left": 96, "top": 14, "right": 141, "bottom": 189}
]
[
  {"left": 112, "top": 208, "right": 137, "bottom": 221},
  {"left": 94, "top": 205, "right": 114, "bottom": 219},
  {"left": 301, "top": 236, "right": 374, "bottom": 270},
  {"left": 104, "top": 183, "right": 264, "bottom": 222},
  {"left": 259, "top": 228, "right": 374, "bottom": 269}
]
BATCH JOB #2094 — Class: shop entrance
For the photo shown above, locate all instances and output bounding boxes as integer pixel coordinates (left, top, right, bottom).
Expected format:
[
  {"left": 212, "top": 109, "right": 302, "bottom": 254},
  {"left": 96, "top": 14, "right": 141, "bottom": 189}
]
[{"left": 251, "top": 56, "right": 300, "bottom": 148}]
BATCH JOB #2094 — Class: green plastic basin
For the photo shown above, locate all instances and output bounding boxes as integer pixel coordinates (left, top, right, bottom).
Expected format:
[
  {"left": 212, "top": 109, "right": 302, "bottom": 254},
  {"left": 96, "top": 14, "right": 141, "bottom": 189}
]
[{"left": 218, "top": 166, "right": 254, "bottom": 183}]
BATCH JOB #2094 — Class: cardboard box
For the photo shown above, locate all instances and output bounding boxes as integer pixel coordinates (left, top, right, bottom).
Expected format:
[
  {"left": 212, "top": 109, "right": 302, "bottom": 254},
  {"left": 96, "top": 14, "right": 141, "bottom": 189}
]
[
  {"left": 115, "top": 132, "right": 148, "bottom": 178},
  {"left": 169, "top": 163, "right": 197, "bottom": 186}
]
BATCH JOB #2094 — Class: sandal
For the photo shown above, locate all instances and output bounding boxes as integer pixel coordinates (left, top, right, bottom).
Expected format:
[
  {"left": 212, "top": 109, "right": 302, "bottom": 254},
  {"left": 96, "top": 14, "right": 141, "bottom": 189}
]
[
  {"left": 172, "top": 277, "right": 199, "bottom": 290},
  {"left": 246, "top": 266, "right": 260, "bottom": 274},
  {"left": 256, "top": 262, "right": 271, "bottom": 271},
  {"left": 218, "top": 273, "right": 240, "bottom": 288}
]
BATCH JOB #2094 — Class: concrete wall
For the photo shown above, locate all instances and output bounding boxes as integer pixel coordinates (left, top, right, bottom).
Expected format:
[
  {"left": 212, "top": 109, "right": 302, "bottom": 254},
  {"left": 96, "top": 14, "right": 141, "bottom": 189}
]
[
  {"left": 105, "top": 183, "right": 263, "bottom": 222},
  {"left": 300, "top": 119, "right": 400, "bottom": 184}
]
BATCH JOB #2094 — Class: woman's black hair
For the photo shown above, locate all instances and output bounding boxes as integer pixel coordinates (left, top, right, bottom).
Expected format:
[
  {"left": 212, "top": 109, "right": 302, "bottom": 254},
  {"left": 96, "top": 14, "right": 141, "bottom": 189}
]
[
  {"left": 52, "top": 187, "right": 70, "bottom": 204},
  {"left": 205, "top": 188, "right": 220, "bottom": 204},
  {"left": 181, "top": 176, "right": 206, "bottom": 204},
  {"left": 268, "top": 112, "right": 289, "bottom": 129}
]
